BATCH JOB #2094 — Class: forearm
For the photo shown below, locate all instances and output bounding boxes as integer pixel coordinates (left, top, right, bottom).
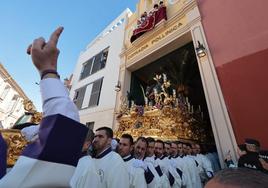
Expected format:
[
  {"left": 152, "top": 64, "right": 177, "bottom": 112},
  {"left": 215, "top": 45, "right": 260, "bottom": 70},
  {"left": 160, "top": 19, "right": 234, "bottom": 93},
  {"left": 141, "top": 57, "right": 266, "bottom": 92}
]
[{"left": 40, "top": 78, "right": 79, "bottom": 122}]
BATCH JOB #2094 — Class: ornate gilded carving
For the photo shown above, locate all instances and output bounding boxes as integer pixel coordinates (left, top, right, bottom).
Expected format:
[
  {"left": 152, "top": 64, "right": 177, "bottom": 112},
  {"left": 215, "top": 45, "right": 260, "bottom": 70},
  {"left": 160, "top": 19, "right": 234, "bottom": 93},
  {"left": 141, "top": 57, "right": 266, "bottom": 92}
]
[
  {"left": 0, "top": 129, "right": 28, "bottom": 166},
  {"left": 115, "top": 73, "right": 209, "bottom": 142},
  {"left": 30, "top": 112, "right": 42, "bottom": 125},
  {"left": 23, "top": 99, "right": 42, "bottom": 124},
  {"left": 23, "top": 99, "right": 35, "bottom": 112},
  {"left": 0, "top": 99, "right": 42, "bottom": 166}
]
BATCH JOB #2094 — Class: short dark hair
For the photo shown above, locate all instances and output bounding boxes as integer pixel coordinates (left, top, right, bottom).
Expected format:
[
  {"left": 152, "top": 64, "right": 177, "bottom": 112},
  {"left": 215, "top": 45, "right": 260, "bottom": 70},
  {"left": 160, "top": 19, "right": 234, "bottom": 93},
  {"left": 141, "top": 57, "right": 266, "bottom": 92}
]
[
  {"left": 121, "top": 134, "right": 134, "bottom": 145},
  {"left": 136, "top": 137, "right": 148, "bottom": 147},
  {"left": 96, "top": 127, "right": 113, "bottom": 138},
  {"left": 209, "top": 168, "right": 268, "bottom": 188},
  {"left": 146, "top": 137, "right": 155, "bottom": 144},
  {"left": 245, "top": 138, "right": 260, "bottom": 147},
  {"left": 185, "top": 143, "right": 191, "bottom": 147},
  {"left": 159, "top": 1, "right": 163, "bottom": 5},
  {"left": 155, "top": 140, "right": 165, "bottom": 148},
  {"left": 154, "top": 4, "right": 159, "bottom": 8}
]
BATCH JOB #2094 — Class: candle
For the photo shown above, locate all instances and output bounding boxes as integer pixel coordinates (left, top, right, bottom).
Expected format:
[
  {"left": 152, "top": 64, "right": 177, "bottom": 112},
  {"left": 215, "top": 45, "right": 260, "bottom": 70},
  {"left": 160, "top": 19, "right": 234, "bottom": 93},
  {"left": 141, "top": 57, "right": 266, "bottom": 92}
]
[
  {"left": 198, "top": 105, "right": 201, "bottom": 111},
  {"left": 163, "top": 73, "right": 167, "bottom": 81},
  {"left": 145, "top": 97, "right": 148, "bottom": 106}
]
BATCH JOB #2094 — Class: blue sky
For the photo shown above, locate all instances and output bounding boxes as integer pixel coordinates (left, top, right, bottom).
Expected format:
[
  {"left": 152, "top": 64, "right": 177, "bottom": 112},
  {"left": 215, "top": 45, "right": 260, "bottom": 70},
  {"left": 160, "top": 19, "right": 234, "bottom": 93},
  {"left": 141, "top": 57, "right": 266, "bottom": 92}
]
[{"left": 0, "top": 0, "right": 137, "bottom": 111}]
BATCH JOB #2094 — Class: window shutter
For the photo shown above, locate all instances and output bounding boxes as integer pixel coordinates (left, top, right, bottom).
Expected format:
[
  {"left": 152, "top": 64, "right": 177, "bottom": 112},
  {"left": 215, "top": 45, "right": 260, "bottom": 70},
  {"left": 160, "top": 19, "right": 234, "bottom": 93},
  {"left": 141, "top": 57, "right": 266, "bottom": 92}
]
[
  {"left": 86, "top": 122, "right": 95, "bottom": 130},
  {"left": 75, "top": 86, "right": 86, "bottom": 109},
  {"left": 91, "top": 52, "right": 102, "bottom": 74},
  {"left": 80, "top": 58, "right": 93, "bottom": 80},
  {"left": 88, "top": 78, "right": 103, "bottom": 107},
  {"left": 101, "top": 48, "right": 109, "bottom": 69}
]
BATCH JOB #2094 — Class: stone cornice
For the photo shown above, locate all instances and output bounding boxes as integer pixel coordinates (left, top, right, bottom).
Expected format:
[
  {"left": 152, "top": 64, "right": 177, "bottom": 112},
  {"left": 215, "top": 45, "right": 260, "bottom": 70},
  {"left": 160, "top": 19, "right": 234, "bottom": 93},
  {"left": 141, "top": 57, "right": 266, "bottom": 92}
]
[{"left": 0, "top": 63, "right": 29, "bottom": 100}]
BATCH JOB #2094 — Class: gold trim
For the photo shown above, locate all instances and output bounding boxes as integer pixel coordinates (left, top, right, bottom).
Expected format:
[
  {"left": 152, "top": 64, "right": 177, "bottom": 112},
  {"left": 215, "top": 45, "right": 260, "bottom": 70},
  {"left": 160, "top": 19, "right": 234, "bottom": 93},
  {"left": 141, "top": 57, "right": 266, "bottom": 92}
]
[{"left": 0, "top": 129, "right": 28, "bottom": 166}]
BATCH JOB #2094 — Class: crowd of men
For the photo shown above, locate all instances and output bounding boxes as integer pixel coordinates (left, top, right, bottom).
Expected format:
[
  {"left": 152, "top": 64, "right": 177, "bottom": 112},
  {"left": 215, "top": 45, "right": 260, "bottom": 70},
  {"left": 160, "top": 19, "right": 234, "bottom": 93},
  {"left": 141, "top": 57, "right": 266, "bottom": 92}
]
[
  {"left": 70, "top": 127, "right": 220, "bottom": 188},
  {"left": 0, "top": 27, "right": 268, "bottom": 188}
]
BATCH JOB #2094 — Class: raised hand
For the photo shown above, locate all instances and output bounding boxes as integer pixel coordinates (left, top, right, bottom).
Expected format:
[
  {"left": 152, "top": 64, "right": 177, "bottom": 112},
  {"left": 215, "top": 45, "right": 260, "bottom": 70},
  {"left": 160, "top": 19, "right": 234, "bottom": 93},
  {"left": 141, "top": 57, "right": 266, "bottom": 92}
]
[{"left": 27, "top": 27, "right": 64, "bottom": 74}]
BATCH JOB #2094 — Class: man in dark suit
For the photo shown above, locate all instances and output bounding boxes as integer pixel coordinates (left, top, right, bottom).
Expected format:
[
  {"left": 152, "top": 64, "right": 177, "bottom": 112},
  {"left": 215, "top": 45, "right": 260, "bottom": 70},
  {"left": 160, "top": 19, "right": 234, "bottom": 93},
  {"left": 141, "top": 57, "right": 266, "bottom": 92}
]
[{"left": 238, "top": 138, "right": 264, "bottom": 172}]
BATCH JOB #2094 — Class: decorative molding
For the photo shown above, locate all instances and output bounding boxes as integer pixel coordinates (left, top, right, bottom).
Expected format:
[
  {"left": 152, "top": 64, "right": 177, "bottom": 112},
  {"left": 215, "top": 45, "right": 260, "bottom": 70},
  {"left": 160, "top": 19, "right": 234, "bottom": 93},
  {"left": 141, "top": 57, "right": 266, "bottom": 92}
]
[
  {"left": 0, "top": 63, "right": 29, "bottom": 101},
  {"left": 121, "top": 0, "right": 197, "bottom": 59},
  {"left": 191, "top": 24, "right": 237, "bottom": 167}
]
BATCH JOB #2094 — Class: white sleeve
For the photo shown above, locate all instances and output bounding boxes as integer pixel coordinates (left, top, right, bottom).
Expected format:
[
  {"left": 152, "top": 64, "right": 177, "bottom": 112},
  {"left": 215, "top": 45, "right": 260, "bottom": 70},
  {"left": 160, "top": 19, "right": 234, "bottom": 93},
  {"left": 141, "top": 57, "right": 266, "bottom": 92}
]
[
  {"left": 107, "top": 160, "right": 130, "bottom": 188},
  {"left": 40, "top": 78, "right": 79, "bottom": 121},
  {"left": 131, "top": 168, "right": 147, "bottom": 188},
  {"left": 70, "top": 157, "right": 102, "bottom": 188},
  {"left": 21, "top": 125, "right": 40, "bottom": 142},
  {"left": 202, "top": 155, "right": 213, "bottom": 173}
]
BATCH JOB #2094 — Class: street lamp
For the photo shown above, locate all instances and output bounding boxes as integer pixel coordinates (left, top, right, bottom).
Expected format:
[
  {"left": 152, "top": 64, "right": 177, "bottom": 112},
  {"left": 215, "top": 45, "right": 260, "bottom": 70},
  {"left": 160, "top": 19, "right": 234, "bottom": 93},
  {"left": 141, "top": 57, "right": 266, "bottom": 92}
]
[
  {"left": 115, "top": 81, "right": 121, "bottom": 92},
  {"left": 196, "top": 41, "right": 206, "bottom": 58}
]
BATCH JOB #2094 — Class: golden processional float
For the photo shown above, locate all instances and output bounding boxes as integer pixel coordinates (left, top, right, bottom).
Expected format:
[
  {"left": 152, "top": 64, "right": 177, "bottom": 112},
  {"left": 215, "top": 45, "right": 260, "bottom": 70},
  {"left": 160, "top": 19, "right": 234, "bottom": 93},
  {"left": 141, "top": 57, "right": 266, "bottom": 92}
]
[
  {"left": 0, "top": 100, "right": 42, "bottom": 166},
  {"left": 115, "top": 74, "right": 212, "bottom": 143}
]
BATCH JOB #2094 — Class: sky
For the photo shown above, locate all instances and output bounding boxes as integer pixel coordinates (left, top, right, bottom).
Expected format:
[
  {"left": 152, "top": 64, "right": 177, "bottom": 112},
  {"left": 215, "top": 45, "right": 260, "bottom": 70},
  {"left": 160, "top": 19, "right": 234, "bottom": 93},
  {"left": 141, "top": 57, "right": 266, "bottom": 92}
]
[{"left": 0, "top": 0, "right": 137, "bottom": 111}]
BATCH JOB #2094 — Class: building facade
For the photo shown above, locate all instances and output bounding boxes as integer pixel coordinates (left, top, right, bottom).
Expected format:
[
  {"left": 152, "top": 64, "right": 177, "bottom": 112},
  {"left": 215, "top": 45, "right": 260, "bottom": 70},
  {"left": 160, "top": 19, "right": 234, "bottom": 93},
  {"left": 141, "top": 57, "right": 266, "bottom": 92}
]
[
  {"left": 116, "top": 0, "right": 238, "bottom": 167},
  {"left": 196, "top": 0, "right": 268, "bottom": 150},
  {"left": 0, "top": 64, "right": 28, "bottom": 129},
  {"left": 115, "top": 0, "right": 268, "bottom": 166},
  {"left": 70, "top": 0, "right": 268, "bottom": 166},
  {"left": 70, "top": 9, "right": 132, "bottom": 131}
]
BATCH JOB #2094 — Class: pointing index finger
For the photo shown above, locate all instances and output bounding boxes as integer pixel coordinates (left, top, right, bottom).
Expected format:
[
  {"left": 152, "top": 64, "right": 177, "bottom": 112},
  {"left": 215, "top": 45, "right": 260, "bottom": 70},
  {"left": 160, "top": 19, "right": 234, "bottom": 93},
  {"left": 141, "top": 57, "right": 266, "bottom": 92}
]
[{"left": 48, "top": 26, "right": 64, "bottom": 47}]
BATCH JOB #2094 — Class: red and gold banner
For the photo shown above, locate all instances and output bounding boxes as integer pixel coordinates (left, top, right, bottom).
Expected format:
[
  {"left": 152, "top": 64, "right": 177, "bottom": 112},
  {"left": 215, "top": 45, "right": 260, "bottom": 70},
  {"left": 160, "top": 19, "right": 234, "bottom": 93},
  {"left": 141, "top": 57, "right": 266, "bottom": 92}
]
[{"left": 131, "top": 6, "right": 167, "bottom": 43}]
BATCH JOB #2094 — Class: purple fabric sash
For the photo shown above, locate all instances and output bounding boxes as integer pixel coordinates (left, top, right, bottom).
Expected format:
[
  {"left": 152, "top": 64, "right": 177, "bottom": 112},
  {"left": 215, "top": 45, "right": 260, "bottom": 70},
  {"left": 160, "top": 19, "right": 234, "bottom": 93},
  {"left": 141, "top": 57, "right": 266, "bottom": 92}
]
[
  {"left": 22, "top": 114, "right": 88, "bottom": 166},
  {"left": 0, "top": 133, "right": 7, "bottom": 179}
]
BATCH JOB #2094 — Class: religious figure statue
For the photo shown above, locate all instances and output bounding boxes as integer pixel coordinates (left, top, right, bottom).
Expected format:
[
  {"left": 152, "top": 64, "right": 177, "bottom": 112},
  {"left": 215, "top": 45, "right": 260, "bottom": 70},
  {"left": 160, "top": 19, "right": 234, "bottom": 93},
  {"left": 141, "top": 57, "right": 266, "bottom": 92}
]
[{"left": 115, "top": 73, "right": 209, "bottom": 143}]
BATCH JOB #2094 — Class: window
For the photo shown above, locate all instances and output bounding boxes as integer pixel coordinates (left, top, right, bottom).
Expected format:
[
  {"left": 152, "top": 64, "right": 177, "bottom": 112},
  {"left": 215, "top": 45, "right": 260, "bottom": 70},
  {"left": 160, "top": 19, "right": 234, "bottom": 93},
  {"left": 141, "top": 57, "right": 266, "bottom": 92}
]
[
  {"left": 8, "top": 95, "right": 19, "bottom": 112},
  {"left": 0, "top": 85, "right": 10, "bottom": 100},
  {"left": 91, "top": 52, "right": 102, "bottom": 74},
  {"left": 86, "top": 122, "right": 95, "bottom": 130},
  {"left": 88, "top": 78, "right": 103, "bottom": 107},
  {"left": 73, "top": 86, "right": 87, "bottom": 109},
  {"left": 80, "top": 58, "right": 94, "bottom": 80},
  {"left": 79, "top": 47, "right": 109, "bottom": 80},
  {"left": 81, "top": 84, "right": 93, "bottom": 109},
  {"left": 74, "top": 78, "right": 103, "bottom": 109},
  {"left": 101, "top": 48, "right": 109, "bottom": 69}
]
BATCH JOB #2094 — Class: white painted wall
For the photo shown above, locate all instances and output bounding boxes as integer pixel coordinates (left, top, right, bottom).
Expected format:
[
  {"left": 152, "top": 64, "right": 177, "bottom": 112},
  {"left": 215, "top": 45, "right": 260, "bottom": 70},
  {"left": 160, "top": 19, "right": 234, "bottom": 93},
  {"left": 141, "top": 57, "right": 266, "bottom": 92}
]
[
  {"left": 0, "top": 76, "right": 25, "bottom": 129},
  {"left": 70, "top": 9, "right": 132, "bottom": 130}
]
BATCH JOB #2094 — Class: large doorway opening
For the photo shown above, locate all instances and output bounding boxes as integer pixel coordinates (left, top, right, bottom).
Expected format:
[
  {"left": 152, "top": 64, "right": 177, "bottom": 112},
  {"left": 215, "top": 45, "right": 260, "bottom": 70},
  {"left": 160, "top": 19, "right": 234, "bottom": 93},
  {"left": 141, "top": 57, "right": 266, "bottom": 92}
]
[{"left": 127, "top": 42, "right": 215, "bottom": 144}]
